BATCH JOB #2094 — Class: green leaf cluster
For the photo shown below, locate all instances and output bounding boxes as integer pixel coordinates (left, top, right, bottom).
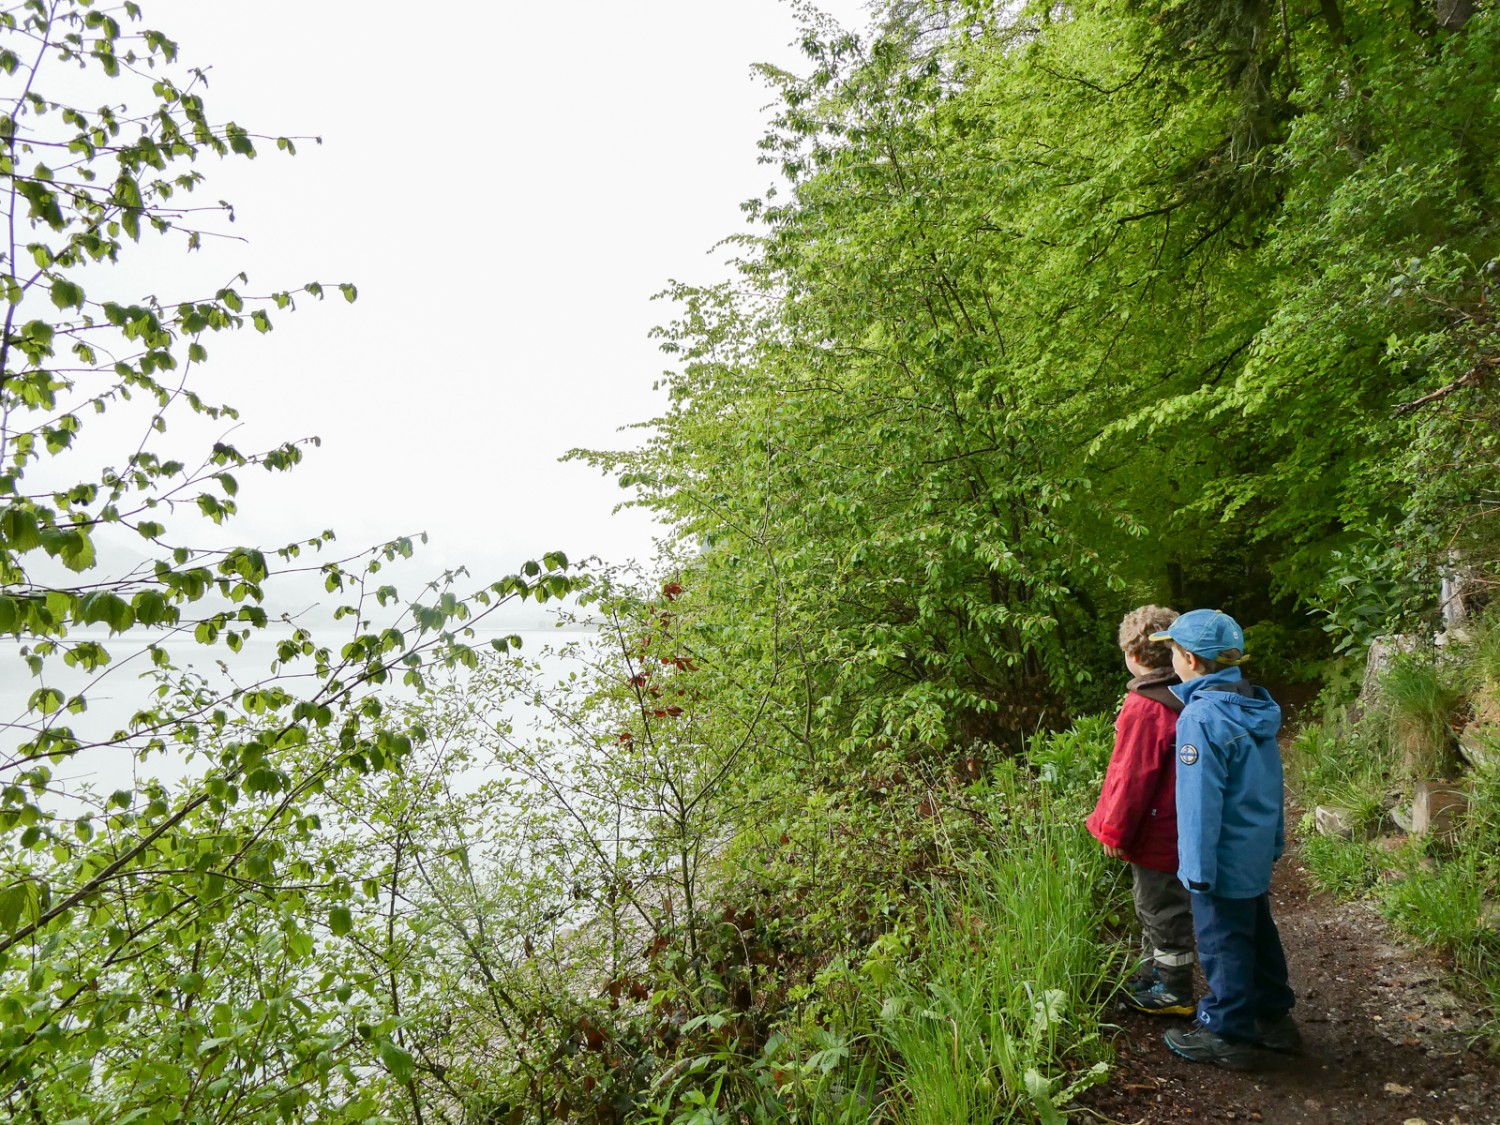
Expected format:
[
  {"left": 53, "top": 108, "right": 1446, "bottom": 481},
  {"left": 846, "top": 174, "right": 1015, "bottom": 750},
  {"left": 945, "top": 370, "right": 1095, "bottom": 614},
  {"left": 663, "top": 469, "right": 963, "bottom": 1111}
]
[{"left": 584, "top": 0, "right": 1500, "bottom": 752}]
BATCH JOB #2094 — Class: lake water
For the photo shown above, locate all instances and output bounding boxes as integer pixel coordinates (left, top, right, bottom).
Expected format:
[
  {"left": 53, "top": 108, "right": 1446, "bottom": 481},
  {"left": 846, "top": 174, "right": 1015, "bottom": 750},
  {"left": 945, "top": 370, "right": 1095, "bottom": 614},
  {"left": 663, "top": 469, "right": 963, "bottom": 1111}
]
[{"left": 0, "top": 627, "right": 587, "bottom": 804}]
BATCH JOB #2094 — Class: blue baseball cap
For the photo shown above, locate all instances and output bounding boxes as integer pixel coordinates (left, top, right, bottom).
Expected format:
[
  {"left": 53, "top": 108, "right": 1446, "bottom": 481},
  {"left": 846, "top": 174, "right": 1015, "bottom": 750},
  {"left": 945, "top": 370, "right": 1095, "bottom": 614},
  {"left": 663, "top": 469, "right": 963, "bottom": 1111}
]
[{"left": 1149, "top": 609, "right": 1246, "bottom": 664}]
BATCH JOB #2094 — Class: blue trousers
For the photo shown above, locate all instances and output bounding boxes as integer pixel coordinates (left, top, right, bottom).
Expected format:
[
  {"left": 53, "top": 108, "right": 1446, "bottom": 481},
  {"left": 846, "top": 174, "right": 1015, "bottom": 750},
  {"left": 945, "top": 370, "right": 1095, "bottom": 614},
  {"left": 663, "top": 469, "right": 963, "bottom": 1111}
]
[{"left": 1191, "top": 892, "right": 1295, "bottom": 1042}]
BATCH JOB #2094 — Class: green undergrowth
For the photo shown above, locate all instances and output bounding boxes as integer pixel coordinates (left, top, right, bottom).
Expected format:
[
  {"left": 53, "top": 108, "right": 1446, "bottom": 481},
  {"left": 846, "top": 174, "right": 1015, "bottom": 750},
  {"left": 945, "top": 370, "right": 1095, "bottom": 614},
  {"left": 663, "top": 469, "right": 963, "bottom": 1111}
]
[
  {"left": 705, "top": 720, "right": 1125, "bottom": 1124},
  {"left": 1289, "top": 614, "right": 1500, "bottom": 1045},
  {"left": 499, "top": 716, "right": 1131, "bottom": 1124},
  {"left": 878, "top": 761, "right": 1118, "bottom": 1124}
]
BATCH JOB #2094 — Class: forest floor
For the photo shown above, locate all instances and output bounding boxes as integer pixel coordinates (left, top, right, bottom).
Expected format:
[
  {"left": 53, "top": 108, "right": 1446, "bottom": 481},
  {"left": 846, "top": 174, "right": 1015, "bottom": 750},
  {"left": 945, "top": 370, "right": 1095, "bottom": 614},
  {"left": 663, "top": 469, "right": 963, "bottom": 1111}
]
[{"left": 1073, "top": 854, "right": 1500, "bottom": 1125}]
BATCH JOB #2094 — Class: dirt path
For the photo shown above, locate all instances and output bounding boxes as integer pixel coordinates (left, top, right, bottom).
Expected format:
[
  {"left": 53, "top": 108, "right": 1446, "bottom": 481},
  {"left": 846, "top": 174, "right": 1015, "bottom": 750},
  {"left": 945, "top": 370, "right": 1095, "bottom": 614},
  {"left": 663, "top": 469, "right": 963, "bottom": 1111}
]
[{"left": 1074, "top": 856, "right": 1500, "bottom": 1125}]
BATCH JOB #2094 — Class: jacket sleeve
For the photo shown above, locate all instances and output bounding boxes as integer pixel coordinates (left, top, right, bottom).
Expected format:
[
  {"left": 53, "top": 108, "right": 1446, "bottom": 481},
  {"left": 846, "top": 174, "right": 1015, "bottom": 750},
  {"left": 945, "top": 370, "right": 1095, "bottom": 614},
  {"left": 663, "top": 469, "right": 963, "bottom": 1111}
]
[
  {"left": 1086, "top": 695, "right": 1171, "bottom": 851},
  {"left": 1174, "top": 710, "right": 1225, "bottom": 892}
]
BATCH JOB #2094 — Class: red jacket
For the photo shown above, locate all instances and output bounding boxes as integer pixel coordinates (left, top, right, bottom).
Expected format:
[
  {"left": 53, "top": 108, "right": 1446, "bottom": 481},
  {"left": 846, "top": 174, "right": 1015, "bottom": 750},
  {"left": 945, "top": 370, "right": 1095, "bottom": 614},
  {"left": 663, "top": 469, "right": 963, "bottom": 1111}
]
[{"left": 1086, "top": 673, "right": 1182, "bottom": 873}]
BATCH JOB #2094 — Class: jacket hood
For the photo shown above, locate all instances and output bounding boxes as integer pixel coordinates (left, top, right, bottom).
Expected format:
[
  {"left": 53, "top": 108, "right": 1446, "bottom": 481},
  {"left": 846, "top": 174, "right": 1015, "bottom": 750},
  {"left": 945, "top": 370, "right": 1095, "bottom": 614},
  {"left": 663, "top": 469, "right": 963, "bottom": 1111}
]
[
  {"left": 1172, "top": 667, "right": 1281, "bottom": 738},
  {"left": 1127, "top": 666, "right": 1184, "bottom": 713}
]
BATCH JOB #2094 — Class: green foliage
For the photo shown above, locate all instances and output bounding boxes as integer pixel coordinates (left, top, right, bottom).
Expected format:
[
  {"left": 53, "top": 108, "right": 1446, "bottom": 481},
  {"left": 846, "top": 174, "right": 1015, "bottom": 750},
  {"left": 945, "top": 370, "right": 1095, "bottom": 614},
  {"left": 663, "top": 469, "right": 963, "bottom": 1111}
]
[
  {"left": 1241, "top": 619, "right": 1327, "bottom": 685},
  {"left": 0, "top": 5, "right": 579, "bottom": 1120},
  {"left": 1382, "top": 847, "right": 1499, "bottom": 978},
  {"left": 565, "top": 1, "right": 1500, "bottom": 1104},
  {"left": 1288, "top": 720, "right": 1390, "bottom": 827},
  {"left": 17, "top": 0, "right": 1496, "bottom": 1114},
  {"left": 1372, "top": 758, "right": 1500, "bottom": 1044},
  {"left": 1381, "top": 651, "right": 1466, "bottom": 778},
  {"left": 1298, "top": 833, "right": 1381, "bottom": 898},
  {"left": 347, "top": 575, "right": 884, "bottom": 1124},
  {"left": 879, "top": 764, "right": 1115, "bottom": 1124},
  {"left": 576, "top": 0, "right": 1500, "bottom": 755},
  {"left": 1307, "top": 545, "right": 1437, "bottom": 656},
  {"left": 1025, "top": 714, "right": 1114, "bottom": 801},
  {"left": 412, "top": 569, "right": 1131, "bottom": 1122},
  {"left": 1462, "top": 611, "right": 1500, "bottom": 694}
]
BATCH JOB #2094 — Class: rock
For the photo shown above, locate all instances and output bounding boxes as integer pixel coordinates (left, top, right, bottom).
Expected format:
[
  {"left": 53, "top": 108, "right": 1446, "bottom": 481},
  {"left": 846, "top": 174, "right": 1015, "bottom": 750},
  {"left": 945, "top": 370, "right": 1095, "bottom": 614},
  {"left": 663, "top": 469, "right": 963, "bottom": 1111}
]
[
  {"left": 1381, "top": 857, "right": 1437, "bottom": 881},
  {"left": 1474, "top": 684, "right": 1500, "bottom": 727},
  {"left": 1314, "top": 805, "right": 1360, "bottom": 838},
  {"left": 1457, "top": 723, "right": 1500, "bottom": 773},
  {"left": 1410, "top": 781, "right": 1467, "bottom": 839},
  {"left": 1364, "top": 634, "right": 1424, "bottom": 699},
  {"left": 1385, "top": 1081, "right": 1413, "bottom": 1096}
]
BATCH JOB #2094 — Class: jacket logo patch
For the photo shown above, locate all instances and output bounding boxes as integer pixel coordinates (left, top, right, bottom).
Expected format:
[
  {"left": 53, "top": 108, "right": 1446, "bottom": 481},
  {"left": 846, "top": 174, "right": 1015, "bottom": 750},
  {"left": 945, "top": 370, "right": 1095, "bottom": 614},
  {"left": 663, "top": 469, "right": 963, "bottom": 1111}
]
[{"left": 1179, "top": 744, "right": 1199, "bottom": 766}]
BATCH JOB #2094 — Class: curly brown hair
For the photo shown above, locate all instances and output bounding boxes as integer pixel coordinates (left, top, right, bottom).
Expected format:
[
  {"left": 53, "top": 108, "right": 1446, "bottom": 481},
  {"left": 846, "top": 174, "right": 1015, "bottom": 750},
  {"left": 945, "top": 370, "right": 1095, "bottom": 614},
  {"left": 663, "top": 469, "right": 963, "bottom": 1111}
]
[{"left": 1117, "top": 605, "right": 1179, "bottom": 669}]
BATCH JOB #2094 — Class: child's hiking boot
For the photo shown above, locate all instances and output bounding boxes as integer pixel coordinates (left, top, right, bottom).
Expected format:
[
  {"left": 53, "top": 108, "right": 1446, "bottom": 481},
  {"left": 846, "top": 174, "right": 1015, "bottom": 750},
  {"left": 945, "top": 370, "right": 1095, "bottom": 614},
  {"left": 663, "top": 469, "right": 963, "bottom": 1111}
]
[
  {"left": 1255, "top": 1013, "right": 1302, "bottom": 1052},
  {"left": 1122, "top": 981, "right": 1195, "bottom": 1017},
  {"left": 1123, "top": 966, "right": 1159, "bottom": 995},
  {"left": 1163, "top": 1023, "right": 1256, "bottom": 1070}
]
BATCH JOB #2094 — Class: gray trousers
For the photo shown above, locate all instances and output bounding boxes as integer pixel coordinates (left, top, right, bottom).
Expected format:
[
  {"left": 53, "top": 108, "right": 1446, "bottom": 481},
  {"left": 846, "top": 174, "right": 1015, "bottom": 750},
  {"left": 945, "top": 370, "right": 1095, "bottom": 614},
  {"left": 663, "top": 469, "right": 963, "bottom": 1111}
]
[{"left": 1131, "top": 863, "right": 1196, "bottom": 993}]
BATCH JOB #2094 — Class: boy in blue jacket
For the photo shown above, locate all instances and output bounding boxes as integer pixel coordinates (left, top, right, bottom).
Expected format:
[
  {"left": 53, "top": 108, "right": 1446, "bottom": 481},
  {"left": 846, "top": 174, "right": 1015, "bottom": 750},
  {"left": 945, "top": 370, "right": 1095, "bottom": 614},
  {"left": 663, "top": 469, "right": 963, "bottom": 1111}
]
[{"left": 1148, "top": 610, "right": 1299, "bottom": 1069}]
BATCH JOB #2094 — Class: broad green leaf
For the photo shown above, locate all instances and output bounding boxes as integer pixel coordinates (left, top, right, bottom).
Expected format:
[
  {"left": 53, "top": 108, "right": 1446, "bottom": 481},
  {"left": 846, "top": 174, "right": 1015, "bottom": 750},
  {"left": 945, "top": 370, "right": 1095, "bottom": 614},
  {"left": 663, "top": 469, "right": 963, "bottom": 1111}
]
[{"left": 378, "top": 1038, "right": 414, "bottom": 1083}]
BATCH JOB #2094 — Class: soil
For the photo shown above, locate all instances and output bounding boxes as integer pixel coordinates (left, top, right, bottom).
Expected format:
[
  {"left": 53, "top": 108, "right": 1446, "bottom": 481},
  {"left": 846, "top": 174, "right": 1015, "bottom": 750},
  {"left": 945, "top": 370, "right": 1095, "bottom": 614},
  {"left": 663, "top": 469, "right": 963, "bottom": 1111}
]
[{"left": 1073, "top": 857, "right": 1500, "bottom": 1125}]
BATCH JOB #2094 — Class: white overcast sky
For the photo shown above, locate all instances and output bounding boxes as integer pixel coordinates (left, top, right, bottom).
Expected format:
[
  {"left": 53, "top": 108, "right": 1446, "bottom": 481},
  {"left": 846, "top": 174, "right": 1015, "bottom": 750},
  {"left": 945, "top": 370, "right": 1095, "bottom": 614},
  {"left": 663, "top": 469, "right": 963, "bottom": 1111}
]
[{"left": 105, "top": 0, "right": 869, "bottom": 582}]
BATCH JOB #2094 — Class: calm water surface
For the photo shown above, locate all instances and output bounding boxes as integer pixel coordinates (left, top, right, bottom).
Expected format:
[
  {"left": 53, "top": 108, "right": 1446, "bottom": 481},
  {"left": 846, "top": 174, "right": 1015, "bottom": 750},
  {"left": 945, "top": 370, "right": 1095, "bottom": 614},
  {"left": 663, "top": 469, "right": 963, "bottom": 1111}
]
[{"left": 1, "top": 628, "right": 584, "bottom": 804}]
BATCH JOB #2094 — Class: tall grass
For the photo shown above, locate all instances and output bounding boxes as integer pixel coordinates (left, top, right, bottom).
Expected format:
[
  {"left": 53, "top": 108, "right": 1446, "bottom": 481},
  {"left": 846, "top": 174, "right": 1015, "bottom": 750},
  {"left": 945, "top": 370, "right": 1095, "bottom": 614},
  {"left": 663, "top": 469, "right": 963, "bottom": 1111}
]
[
  {"left": 1297, "top": 833, "right": 1379, "bottom": 897},
  {"left": 880, "top": 762, "right": 1115, "bottom": 1124},
  {"left": 1381, "top": 654, "right": 1465, "bottom": 778},
  {"left": 1289, "top": 721, "right": 1389, "bottom": 830}
]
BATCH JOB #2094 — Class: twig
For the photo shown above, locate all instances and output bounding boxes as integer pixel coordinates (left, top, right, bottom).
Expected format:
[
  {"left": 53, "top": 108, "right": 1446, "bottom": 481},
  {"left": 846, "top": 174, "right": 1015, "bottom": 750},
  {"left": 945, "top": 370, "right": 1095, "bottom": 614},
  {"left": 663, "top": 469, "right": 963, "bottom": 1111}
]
[{"left": 1392, "top": 356, "right": 1497, "bottom": 416}]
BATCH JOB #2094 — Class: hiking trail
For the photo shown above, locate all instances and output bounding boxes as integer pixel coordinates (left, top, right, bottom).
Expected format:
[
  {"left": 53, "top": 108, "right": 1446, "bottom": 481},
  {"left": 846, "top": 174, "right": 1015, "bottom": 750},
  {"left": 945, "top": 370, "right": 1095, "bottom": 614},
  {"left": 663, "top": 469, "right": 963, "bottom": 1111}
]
[{"left": 1075, "top": 847, "right": 1500, "bottom": 1125}]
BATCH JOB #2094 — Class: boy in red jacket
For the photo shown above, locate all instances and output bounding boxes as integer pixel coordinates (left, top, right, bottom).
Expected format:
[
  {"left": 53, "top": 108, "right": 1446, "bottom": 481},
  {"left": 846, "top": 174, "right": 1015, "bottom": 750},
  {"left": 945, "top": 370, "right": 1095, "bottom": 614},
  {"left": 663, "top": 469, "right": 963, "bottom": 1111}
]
[{"left": 1087, "top": 605, "right": 1196, "bottom": 1015}]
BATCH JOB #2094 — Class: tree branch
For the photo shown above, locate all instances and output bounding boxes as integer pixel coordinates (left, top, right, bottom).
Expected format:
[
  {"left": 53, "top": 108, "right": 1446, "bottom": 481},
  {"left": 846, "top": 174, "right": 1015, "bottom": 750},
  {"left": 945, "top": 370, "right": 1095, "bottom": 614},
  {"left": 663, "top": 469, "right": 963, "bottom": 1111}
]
[{"left": 1392, "top": 357, "right": 1496, "bottom": 416}]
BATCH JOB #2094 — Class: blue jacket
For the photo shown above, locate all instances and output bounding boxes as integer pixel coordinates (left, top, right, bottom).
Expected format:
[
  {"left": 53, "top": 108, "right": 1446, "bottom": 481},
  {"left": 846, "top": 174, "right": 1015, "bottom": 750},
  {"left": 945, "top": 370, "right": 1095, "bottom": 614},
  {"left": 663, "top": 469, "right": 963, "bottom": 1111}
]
[{"left": 1171, "top": 668, "right": 1284, "bottom": 898}]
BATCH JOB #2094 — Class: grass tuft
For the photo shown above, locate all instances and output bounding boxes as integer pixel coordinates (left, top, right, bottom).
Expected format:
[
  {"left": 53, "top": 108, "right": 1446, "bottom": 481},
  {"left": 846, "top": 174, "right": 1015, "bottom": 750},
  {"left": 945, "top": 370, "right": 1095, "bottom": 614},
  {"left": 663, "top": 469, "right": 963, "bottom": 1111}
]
[{"left": 880, "top": 761, "right": 1116, "bottom": 1124}]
